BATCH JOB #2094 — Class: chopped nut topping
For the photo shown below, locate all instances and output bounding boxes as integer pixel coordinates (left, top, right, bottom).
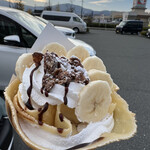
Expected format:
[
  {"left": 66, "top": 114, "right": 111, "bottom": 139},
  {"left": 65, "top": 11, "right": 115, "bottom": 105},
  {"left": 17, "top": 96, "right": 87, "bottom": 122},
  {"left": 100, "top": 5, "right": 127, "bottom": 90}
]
[{"left": 38, "top": 52, "right": 89, "bottom": 95}]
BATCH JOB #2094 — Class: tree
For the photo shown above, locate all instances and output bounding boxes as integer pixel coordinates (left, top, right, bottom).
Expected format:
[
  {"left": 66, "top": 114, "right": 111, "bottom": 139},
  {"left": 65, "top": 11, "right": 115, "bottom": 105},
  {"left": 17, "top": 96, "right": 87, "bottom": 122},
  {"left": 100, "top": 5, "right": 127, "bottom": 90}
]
[
  {"left": 27, "top": 9, "right": 32, "bottom": 15},
  {"left": 44, "top": 0, "right": 51, "bottom": 10},
  {"left": 86, "top": 11, "right": 94, "bottom": 25},
  {"left": 44, "top": 6, "right": 52, "bottom": 11},
  {"left": 70, "top": 0, "right": 74, "bottom": 12},
  {"left": 55, "top": 2, "right": 60, "bottom": 11},
  {"left": 14, "top": 0, "right": 24, "bottom": 11},
  {"left": 66, "top": 1, "right": 74, "bottom": 12}
]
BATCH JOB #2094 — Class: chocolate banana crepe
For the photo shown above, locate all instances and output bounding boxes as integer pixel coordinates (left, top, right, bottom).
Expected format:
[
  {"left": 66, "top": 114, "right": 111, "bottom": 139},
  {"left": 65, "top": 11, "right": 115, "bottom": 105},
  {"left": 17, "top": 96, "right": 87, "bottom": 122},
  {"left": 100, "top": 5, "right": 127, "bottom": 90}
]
[{"left": 4, "top": 43, "right": 136, "bottom": 150}]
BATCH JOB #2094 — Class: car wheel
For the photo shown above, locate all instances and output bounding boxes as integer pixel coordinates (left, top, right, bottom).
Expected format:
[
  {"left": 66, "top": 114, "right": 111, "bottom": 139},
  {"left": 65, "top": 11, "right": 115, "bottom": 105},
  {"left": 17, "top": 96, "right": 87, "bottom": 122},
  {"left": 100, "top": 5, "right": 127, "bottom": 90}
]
[
  {"left": 116, "top": 30, "right": 119, "bottom": 34},
  {"left": 73, "top": 27, "right": 79, "bottom": 33}
]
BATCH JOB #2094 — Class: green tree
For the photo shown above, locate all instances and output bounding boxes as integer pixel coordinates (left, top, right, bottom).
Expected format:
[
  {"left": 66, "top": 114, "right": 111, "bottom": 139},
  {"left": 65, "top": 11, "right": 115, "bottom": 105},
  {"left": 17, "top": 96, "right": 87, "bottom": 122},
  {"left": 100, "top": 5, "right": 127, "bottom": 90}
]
[
  {"left": 27, "top": 9, "right": 32, "bottom": 15},
  {"left": 44, "top": 0, "right": 51, "bottom": 10},
  {"left": 15, "top": 0, "right": 24, "bottom": 11},
  {"left": 55, "top": 2, "right": 60, "bottom": 11}
]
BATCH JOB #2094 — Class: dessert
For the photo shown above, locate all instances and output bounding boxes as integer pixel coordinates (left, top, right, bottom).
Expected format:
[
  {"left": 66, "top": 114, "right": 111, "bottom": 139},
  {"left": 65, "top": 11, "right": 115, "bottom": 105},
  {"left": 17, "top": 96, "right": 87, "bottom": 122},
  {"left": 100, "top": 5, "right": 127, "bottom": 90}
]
[{"left": 4, "top": 43, "right": 136, "bottom": 150}]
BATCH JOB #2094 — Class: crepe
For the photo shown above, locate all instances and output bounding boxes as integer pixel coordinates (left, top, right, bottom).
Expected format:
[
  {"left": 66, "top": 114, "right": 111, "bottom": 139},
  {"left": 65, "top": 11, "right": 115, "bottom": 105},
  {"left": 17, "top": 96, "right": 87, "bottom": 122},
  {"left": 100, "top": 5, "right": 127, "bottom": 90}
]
[{"left": 4, "top": 43, "right": 136, "bottom": 150}]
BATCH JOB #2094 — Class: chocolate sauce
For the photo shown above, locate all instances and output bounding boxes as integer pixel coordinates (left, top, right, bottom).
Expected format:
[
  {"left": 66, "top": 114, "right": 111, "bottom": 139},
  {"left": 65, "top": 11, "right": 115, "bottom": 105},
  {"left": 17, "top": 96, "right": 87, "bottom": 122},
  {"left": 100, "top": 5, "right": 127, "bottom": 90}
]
[
  {"left": 64, "top": 83, "right": 69, "bottom": 105},
  {"left": 66, "top": 137, "right": 104, "bottom": 150},
  {"left": 25, "top": 65, "right": 39, "bottom": 110},
  {"left": 38, "top": 102, "right": 49, "bottom": 125},
  {"left": 59, "top": 113, "right": 64, "bottom": 122},
  {"left": 25, "top": 52, "right": 43, "bottom": 110},
  {"left": 40, "top": 52, "right": 89, "bottom": 106},
  {"left": 57, "top": 128, "right": 63, "bottom": 134}
]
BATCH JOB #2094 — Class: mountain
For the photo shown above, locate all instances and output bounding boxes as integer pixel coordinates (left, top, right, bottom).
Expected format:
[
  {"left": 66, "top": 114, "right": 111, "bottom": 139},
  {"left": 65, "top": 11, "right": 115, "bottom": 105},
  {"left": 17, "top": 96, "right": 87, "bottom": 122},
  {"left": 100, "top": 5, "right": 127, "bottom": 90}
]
[{"left": 0, "top": 0, "right": 111, "bottom": 16}]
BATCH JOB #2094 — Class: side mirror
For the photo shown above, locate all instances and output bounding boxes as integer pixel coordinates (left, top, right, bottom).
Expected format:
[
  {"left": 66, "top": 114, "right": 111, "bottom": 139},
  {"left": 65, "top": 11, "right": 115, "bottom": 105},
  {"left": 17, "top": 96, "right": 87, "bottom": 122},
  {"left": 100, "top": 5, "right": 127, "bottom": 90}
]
[{"left": 4, "top": 35, "right": 20, "bottom": 46}]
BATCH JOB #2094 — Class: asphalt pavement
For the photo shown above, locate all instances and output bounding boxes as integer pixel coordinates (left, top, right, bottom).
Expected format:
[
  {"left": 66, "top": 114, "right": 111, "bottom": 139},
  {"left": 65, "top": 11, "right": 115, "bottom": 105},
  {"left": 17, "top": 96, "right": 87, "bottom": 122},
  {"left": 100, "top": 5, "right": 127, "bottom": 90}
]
[
  {"left": 76, "top": 30, "right": 150, "bottom": 150},
  {"left": 5, "top": 30, "right": 150, "bottom": 150}
]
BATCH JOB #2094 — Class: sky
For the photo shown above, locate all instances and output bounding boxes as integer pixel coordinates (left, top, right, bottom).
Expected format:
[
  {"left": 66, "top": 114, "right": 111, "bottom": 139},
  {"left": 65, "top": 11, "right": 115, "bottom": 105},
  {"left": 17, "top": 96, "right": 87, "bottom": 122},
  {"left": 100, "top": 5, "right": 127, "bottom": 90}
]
[{"left": 5, "top": 0, "right": 150, "bottom": 12}]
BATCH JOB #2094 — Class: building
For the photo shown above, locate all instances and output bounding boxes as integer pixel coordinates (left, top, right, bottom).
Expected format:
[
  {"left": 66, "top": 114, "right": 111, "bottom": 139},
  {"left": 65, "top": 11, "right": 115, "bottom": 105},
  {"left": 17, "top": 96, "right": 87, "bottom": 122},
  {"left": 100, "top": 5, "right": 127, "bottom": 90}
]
[
  {"left": 111, "top": 11, "right": 125, "bottom": 21},
  {"left": 123, "top": 0, "right": 150, "bottom": 27}
]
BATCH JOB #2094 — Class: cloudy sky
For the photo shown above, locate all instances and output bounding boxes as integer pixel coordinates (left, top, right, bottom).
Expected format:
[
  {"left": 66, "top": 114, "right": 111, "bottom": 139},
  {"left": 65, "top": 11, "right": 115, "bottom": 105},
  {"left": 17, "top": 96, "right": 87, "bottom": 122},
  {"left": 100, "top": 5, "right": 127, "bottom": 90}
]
[{"left": 6, "top": 0, "right": 150, "bottom": 12}]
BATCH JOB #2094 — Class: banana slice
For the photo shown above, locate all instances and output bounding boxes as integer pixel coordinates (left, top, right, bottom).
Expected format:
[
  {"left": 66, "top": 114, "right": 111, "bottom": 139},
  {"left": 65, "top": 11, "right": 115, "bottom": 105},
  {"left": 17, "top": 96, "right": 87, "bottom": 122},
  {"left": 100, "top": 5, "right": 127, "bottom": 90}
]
[
  {"left": 113, "top": 83, "right": 120, "bottom": 91},
  {"left": 66, "top": 46, "right": 89, "bottom": 62},
  {"left": 42, "top": 42, "right": 67, "bottom": 56},
  {"left": 82, "top": 56, "right": 106, "bottom": 72},
  {"left": 88, "top": 69, "right": 113, "bottom": 89},
  {"left": 15, "top": 53, "right": 33, "bottom": 81},
  {"left": 75, "top": 80, "right": 111, "bottom": 123},
  {"left": 108, "top": 103, "right": 116, "bottom": 114}
]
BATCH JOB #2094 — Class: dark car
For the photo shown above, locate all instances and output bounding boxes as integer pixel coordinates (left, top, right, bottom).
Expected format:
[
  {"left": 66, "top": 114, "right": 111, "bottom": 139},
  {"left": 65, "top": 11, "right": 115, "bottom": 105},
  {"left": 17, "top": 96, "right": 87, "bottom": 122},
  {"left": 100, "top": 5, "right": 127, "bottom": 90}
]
[
  {"left": 147, "top": 28, "right": 150, "bottom": 38},
  {"left": 0, "top": 97, "right": 14, "bottom": 150},
  {"left": 116, "top": 20, "right": 143, "bottom": 34}
]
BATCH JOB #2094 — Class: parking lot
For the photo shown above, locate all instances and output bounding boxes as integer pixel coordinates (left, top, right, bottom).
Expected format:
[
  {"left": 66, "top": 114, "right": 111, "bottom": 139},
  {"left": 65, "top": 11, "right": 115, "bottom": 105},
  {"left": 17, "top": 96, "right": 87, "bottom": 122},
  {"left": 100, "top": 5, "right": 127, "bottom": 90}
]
[
  {"left": 3, "top": 29, "right": 150, "bottom": 150},
  {"left": 77, "top": 30, "right": 150, "bottom": 150}
]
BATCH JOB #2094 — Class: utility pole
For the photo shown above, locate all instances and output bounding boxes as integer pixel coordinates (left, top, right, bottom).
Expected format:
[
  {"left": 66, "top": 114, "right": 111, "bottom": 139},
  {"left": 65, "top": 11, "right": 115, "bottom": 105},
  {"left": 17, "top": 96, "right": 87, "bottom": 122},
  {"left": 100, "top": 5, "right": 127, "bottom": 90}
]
[
  {"left": 49, "top": 0, "right": 51, "bottom": 10},
  {"left": 9, "top": 0, "right": 11, "bottom": 8},
  {"left": 34, "top": 0, "right": 36, "bottom": 11},
  {"left": 81, "top": 0, "right": 83, "bottom": 18}
]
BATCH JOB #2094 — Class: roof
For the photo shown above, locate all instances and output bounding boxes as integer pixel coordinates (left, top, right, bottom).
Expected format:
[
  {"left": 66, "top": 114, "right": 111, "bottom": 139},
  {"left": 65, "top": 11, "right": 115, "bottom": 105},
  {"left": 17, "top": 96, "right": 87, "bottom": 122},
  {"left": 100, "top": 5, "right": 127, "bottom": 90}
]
[{"left": 0, "top": 6, "right": 40, "bottom": 37}]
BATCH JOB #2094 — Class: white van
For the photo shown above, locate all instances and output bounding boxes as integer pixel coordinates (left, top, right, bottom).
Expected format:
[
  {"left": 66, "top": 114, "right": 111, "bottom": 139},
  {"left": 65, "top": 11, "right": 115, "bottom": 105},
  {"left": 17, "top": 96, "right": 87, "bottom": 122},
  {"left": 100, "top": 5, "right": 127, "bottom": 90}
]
[{"left": 41, "top": 11, "right": 87, "bottom": 33}]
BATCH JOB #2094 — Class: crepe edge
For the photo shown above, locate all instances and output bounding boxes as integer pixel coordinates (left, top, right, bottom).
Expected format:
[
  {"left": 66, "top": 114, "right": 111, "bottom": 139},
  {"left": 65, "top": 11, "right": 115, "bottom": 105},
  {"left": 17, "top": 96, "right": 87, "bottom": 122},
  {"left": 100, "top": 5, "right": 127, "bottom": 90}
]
[{"left": 4, "top": 78, "right": 137, "bottom": 150}]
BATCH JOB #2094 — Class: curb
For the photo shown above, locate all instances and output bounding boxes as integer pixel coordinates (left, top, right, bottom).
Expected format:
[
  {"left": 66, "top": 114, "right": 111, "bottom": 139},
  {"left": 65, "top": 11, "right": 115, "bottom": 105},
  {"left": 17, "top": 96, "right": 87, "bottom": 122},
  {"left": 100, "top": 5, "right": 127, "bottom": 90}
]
[{"left": 88, "top": 27, "right": 115, "bottom": 31}]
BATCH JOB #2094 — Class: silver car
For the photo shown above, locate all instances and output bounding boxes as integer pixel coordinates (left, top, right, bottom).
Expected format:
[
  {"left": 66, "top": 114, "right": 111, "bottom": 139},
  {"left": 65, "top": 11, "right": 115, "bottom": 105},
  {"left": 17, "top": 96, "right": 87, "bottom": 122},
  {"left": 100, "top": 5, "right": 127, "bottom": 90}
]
[
  {"left": 35, "top": 16, "right": 76, "bottom": 39},
  {"left": 0, "top": 6, "right": 96, "bottom": 90}
]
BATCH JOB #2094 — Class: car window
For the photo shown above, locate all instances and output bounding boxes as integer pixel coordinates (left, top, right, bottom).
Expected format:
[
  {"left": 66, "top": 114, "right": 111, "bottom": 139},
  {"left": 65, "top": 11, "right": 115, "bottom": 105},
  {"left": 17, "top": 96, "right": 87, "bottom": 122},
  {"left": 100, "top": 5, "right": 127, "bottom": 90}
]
[
  {"left": 127, "top": 22, "right": 138, "bottom": 27},
  {"left": 8, "top": 11, "right": 46, "bottom": 36},
  {"left": 0, "top": 15, "right": 20, "bottom": 45},
  {"left": 126, "top": 22, "right": 133, "bottom": 27},
  {"left": 43, "top": 15, "right": 71, "bottom": 22},
  {"left": 73, "top": 17, "right": 82, "bottom": 23},
  {"left": 0, "top": 15, "right": 36, "bottom": 48},
  {"left": 20, "top": 27, "right": 36, "bottom": 48},
  {"left": 119, "top": 21, "right": 126, "bottom": 26}
]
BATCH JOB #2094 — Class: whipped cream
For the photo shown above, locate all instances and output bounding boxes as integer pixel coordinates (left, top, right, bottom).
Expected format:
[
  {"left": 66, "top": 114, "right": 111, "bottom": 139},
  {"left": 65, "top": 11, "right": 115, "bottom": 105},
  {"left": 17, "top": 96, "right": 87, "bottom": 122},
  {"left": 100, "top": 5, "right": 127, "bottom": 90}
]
[
  {"left": 17, "top": 52, "right": 114, "bottom": 150},
  {"left": 19, "top": 114, "right": 114, "bottom": 150},
  {"left": 19, "top": 52, "right": 90, "bottom": 109},
  {"left": 19, "top": 59, "right": 85, "bottom": 108}
]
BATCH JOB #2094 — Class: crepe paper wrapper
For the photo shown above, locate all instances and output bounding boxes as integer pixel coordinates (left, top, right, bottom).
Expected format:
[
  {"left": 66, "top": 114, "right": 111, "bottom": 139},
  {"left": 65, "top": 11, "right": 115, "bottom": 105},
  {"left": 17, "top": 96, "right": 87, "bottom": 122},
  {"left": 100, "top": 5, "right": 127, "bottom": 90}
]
[
  {"left": 30, "top": 23, "right": 75, "bottom": 53},
  {"left": 4, "top": 76, "right": 137, "bottom": 150}
]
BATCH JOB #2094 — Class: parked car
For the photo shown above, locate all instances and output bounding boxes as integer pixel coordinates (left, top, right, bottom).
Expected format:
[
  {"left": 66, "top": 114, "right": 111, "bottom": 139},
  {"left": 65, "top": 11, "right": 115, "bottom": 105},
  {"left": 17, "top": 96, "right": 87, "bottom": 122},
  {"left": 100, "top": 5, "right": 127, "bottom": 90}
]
[
  {"left": 68, "top": 38, "right": 96, "bottom": 56},
  {"left": 147, "top": 28, "right": 150, "bottom": 38},
  {"left": 0, "top": 97, "right": 14, "bottom": 150},
  {"left": 35, "top": 16, "right": 76, "bottom": 39},
  {"left": 0, "top": 6, "right": 96, "bottom": 90},
  {"left": 116, "top": 20, "right": 143, "bottom": 34},
  {"left": 41, "top": 11, "right": 87, "bottom": 33}
]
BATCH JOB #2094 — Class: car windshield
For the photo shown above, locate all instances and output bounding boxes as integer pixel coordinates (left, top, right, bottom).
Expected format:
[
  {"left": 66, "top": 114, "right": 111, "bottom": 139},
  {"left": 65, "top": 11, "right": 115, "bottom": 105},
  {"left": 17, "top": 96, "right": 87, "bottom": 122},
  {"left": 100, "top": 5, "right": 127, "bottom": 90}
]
[
  {"left": 119, "top": 21, "right": 126, "bottom": 26},
  {"left": 7, "top": 11, "right": 46, "bottom": 36}
]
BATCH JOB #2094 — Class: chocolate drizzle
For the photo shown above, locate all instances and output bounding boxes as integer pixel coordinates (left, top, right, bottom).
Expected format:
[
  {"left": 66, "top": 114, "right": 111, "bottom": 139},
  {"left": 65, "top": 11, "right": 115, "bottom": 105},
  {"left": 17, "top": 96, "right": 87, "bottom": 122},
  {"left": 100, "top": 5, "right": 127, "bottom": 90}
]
[
  {"left": 26, "top": 66, "right": 39, "bottom": 110},
  {"left": 25, "top": 52, "right": 44, "bottom": 110},
  {"left": 38, "top": 102, "right": 49, "bottom": 125},
  {"left": 25, "top": 52, "right": 89, "bottom": 109},
  {"left": 64, "top": 83, "right": 69, "bottom": 105},
  {"left": 66, "top": 137, "right": 104, "bottom": 150},
  {"left": 41, "top": 52, "right": 89, "bottom": 106},
  {"left": 57, "top": 128, "right": 63, "bottom": 134},
  {"left": 59, "top": 113, "right": 64, "bottom": 122}
]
